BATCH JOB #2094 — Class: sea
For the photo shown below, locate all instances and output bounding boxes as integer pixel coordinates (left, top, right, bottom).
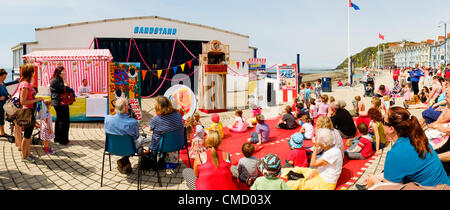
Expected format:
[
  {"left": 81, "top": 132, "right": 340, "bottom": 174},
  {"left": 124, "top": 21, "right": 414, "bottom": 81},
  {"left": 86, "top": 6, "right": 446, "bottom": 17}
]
[{"left": 5, "top": 68, "right": 14, "bottom": 82}]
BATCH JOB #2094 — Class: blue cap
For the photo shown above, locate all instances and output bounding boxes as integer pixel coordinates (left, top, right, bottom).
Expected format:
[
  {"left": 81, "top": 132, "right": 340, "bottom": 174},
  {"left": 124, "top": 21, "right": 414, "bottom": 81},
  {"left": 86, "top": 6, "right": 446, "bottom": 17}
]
[{"left": 290, "top": 133, "right": 304, "bottom": 149}]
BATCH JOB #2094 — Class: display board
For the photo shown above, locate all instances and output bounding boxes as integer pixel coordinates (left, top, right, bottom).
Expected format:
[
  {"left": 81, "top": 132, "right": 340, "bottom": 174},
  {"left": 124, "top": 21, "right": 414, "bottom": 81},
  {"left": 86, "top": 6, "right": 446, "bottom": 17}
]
[
  {"left": 277, "top": 64, "right": 298, "bottom": 103},
  {"left": 164, "top": 84, "right": 197, "bottom": 120},
  {"left": 248, "top": 58, "right": 266, "bottom": 106},
  {"left": 108, "top": 62, "right": 142, "bottom": 121}
]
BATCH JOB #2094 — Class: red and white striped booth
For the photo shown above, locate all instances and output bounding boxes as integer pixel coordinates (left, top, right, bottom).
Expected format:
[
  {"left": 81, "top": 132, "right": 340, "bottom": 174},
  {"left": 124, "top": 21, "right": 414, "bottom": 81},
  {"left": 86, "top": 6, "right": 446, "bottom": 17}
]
[{"left": 22, "top": 49, "right": 113, "bottom": 93}]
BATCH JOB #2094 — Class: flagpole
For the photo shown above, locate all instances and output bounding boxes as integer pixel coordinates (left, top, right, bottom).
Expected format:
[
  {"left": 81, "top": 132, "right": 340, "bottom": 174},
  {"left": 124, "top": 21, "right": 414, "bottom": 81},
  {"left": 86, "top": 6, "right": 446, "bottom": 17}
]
[{"left": 347, "top": 0, "right": 351, "bottom": 85}]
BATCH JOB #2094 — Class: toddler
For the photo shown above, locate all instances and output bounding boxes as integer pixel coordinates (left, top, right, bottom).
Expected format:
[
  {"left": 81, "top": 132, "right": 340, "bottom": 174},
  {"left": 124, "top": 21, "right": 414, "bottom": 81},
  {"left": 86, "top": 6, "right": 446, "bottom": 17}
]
[
  {"left": 193, "top": 112, "right": 202, "bottom": 127},
  {"left": 285, "top": 132, "right": 309, "bottom": 168},
  {"left": 188, "top": 125, "right": 208, "bottom": 158},
  {"left": 314, "top": 79, "right": 322, "bottom": 99},
  {"left": 251, "top": 153, "right": 291, "bottom": 190},
  {"left": 299, "top": 115, "right": 314, "bottom": 140},
  {"left": 39, "top": 100, "right": 55, "bottom": 155},
  {"left": 345, "top": 123, "right": 374, "bottom": 160},
  {"left": 205, "top": 113, "right": 224, "bottom": 139},
  {"left": 247, "top": 114, "right": 270, "bottom": 145},
  {"left": 247, "top": 103, "right": 262, "bottom": 127},
  {"left": 227, "top": 109, "right": 248, "bottom": 133},
  {"left": 316, "top": 95, "right": 330, "bottom": 118},
  {"left": 277, "top": 106, "right": 299, "bottom": 130},
  {"left": 230, "top": 143, "right": 259, "bottom": 186}
]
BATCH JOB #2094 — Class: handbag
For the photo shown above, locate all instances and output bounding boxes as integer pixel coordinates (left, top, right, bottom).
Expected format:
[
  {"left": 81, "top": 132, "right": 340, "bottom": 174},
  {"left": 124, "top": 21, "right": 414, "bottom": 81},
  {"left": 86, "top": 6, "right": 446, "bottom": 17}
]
[
  {"left": 60, "top": 87, "right": 75, "bottom": 106},
  {"left": 15, "top": 108, "right": 35, "bottom": 127},
  {"left": 3, "top": 87, "right": 21, "bottom": 116}
]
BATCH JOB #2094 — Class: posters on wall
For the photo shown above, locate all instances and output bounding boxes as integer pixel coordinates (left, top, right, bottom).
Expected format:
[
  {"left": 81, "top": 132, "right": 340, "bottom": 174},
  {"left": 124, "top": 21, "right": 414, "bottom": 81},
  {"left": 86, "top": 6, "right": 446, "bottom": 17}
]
[
  {"left": 248, "top": 59, "right": 266, "bottom": 106},
  {"left": 108, "top": 62, "right": 142, "bottom": 121},
  {"left": 277, "top": 64, "right": 297, "bottom": 90}
]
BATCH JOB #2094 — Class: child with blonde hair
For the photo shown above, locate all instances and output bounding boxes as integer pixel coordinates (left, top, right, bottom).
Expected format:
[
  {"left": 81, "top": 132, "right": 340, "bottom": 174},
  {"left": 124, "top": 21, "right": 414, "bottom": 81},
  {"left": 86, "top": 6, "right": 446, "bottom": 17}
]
[
  {"left": 205, "top": 113, "right": 224, "bottom": 139},
  {"left": 227, "top": 109, "right": 248, "bottom": 133},
  {"left": 39, "top": 100, "right": 55, "bottom": 154}
]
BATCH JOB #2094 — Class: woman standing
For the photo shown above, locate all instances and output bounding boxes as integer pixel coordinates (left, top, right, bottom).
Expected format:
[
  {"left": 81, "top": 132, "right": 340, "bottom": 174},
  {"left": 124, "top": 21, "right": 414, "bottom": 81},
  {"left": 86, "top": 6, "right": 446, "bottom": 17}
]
[
  {"left": 0, "top": 68, "right": 10, "bottom": 138},
  {"left": 15, "top": 64, "right": 43, "bottom": 163},
  {"left": 50, "top": 66, "right": 70, "bottom": 145}
]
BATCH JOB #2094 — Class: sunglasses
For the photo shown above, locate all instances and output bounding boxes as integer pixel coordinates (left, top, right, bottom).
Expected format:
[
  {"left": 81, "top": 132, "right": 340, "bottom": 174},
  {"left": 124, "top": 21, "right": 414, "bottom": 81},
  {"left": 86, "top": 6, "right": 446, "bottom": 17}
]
[{"left": 382, "top": 120, "right": 393, "bottom": 127}]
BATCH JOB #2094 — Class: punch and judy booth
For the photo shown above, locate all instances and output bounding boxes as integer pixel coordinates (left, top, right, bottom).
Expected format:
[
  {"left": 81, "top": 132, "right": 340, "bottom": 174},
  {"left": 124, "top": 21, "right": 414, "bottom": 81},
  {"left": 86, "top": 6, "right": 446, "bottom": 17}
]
[
  {"left": 198, "top": 40, "right": 230, "bottom": 113},
  {"left": 277, "top": 64, "right": 298, "bottom": 103},
  {"left": 22, "top": 49, "right": 113, "bottom": 121}
]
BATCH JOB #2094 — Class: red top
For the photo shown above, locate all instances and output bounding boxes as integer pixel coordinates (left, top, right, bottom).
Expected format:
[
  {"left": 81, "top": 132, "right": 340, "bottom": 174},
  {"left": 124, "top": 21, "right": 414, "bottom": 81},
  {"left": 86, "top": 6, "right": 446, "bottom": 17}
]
[
  {"left": 289, "top": 147, "right": 309, "bottom": 167},
  {"left": 392, "top": 69, "right": 400, "bottom": 80},
  {"left": 196, "top": 150, "right": 237, "bottom": 190},
  {"left": 359, "top": 137, "right": 374, "bottom": 158}
]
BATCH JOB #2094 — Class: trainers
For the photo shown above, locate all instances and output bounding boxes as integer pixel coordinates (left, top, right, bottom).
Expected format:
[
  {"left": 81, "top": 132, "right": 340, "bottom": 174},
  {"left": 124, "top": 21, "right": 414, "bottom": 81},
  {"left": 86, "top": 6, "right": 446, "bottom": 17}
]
[
  {"left": 44, "top": 147, "right": 55, "bottom": 155},
  {"left": 22, "top": 156, "right": 36, "bottom": 163}
]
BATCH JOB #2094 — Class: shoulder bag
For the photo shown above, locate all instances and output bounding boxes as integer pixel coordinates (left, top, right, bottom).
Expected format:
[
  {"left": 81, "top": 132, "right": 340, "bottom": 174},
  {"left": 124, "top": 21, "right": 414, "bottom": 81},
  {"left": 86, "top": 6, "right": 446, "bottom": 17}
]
[
  {"left": 60, "top": 87, "right": 75, "bottom": 106},
  {"left": 3, "top": 86, "right": 21, "bottom": 116}
]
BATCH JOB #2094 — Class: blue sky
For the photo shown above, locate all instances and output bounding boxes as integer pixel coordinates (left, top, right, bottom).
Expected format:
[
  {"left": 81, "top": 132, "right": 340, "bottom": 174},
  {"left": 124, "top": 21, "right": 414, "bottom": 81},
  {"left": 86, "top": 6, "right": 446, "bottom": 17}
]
[{"left": 2, "top": 0, "right": 450, "bottom": 69}]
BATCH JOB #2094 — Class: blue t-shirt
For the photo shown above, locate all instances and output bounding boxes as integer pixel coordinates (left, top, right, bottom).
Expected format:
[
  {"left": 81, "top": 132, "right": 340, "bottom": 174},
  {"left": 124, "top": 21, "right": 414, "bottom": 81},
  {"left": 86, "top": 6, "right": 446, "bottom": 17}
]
[
  {"left": 384, "top": 137, "right": 450, "bottom": 186},
  {"left": 409, "top": 69, "right": 424, "bottom": 82},
  {"left": 304, "top": 88, "right": 311, "bottom": 101},
  {"left": 0, "top": 84, "right": 8, "bottom": 107}
]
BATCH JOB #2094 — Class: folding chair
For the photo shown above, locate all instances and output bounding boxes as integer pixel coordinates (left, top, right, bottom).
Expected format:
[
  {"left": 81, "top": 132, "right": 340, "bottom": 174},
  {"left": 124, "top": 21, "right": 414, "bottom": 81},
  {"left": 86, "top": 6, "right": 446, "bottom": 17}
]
[
  {"left": 154, "top": 127, "right": 191, "bottom": 187},
  {"left": 101, "top": 133, "right": 143, "bottom": 190}
]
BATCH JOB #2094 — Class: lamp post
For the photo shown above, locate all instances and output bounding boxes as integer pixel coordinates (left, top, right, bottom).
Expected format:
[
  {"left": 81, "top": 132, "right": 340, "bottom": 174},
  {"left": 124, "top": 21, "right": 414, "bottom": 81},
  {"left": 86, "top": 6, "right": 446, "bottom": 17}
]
[{"left": 439, "top": 21, "right": 450, "bottom": 66}]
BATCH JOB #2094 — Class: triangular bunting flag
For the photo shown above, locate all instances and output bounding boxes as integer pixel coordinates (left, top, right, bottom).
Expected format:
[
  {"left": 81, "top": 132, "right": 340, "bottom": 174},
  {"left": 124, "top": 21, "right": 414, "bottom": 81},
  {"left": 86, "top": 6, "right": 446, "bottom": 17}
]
[
  {"left": 242, "top": 62, "right": 246, "bottom": 68},
  {"left": 231, "top": 60, "right": 235, "bottom": 67},
  {"left": 237, "top": 62, "right": 240, "bottom": 69},
  {"left": 180, "top": 63, "right": 185, "bottom": 72},
  {"left": 142, "top": 70, "right": 148, "bottom": 80},
  {"left": 173, "top": 66, "right": 178, "bottom": 74},
  {"left": 187, "top": 60, "right": 192, "bottom": 69},
  {"left": 157, "top": 70, "right": 162, "bottom": 78}
]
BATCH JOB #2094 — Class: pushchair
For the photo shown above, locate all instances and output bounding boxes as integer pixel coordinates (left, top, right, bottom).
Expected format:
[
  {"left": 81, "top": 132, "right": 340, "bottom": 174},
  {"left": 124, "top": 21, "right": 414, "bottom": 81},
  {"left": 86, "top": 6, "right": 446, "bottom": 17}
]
[
  {"left": 364, "top": 77, "right": 375, "bottom": 97},
  {"left": 5, "top": 113, "right": 41, "bottom": 145}
]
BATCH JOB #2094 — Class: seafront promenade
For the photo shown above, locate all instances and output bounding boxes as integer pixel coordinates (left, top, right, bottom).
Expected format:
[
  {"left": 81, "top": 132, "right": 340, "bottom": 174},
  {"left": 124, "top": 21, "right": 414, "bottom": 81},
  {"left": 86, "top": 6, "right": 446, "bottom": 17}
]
[{"left": 0, "top": 70, "right": 423, "bottom": 190}]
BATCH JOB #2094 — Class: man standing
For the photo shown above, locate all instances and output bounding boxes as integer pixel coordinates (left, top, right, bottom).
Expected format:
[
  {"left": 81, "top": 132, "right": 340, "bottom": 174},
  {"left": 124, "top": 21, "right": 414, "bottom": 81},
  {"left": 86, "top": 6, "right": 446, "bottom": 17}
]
[{"left": 409, "top": 64, "right": 424, "bottom": 95}]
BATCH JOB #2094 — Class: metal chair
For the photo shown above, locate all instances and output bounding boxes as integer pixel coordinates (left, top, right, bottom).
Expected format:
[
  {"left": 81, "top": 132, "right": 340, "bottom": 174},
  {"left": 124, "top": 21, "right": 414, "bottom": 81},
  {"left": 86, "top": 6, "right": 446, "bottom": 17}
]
[
  {"left": 101, "top": 133, "right": 143, "bottom": 190},
  {"left": 154, "top": 127, "right": 191, "bottom": 187}
]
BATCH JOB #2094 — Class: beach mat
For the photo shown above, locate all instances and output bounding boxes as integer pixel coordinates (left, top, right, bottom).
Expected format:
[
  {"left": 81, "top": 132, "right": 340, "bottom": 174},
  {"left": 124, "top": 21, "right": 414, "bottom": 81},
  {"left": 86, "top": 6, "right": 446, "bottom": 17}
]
[{"left": 179, "top": 116, "right": 375, "bottom": 190}]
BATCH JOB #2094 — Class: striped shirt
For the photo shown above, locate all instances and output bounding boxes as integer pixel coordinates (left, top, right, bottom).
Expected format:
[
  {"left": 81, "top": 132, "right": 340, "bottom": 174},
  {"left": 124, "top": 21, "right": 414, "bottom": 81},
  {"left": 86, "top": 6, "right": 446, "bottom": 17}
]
[{"left": 149, "top": 111, "right": 184, "bottom": 150}]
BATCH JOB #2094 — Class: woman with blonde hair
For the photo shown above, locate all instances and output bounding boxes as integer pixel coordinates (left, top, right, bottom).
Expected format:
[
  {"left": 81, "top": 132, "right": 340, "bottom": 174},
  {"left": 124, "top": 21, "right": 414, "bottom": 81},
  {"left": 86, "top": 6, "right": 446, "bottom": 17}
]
[
  {"left": 149, "top": 96, "right": 184, "bottom": 152},
  {"left": 16, "top": 63, "right": 43, "bottom": 163},
  {"left": 182, "top": 131, "right": 237, "bottom": 190}
]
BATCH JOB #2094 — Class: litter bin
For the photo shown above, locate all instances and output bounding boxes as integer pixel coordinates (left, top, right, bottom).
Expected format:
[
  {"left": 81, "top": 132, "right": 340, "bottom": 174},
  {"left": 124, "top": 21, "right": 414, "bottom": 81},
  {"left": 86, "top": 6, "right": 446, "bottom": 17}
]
[{"left": 322, "top": 77, "right": 332, "bottom": 92}]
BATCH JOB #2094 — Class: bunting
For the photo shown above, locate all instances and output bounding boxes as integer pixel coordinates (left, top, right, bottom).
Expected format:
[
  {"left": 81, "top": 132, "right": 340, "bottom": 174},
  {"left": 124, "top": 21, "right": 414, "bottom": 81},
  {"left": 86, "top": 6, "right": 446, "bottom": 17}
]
[
  {"left": 187, "top": 60, "right": 192, "bottom": 69},
  {"left": 142, "top": 70, "right": 148, "bottom": 81},
  {"left": 180, "top": 63, "right": 185, "bottom": 72},
  {"left": 157, "top": 70, "right": 162, "bottom": 78},
  {"left": 173, "top": 66, "right": 178, "bottom": 74}
]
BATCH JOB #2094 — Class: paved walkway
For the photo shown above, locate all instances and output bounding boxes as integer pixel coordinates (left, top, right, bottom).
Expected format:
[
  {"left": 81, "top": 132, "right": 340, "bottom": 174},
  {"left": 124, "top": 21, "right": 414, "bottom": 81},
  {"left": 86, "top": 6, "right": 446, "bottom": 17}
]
[{"left": 0, "top": 70, "right": 424, "bottom": 190}]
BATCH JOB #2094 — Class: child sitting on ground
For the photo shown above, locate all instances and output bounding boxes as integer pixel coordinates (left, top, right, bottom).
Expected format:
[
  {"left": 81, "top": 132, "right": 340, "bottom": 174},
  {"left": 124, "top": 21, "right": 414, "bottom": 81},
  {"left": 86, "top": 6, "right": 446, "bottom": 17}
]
[
  {"left": 309, "top": 98, "right": 318, "bottom": 122},
  {"left": 295, "top": 102, "right": 309, "bottom": 120},
  {"left": 205, "top": 113, "right": 224, "bottom": 139},
  {"left": 193, "top": 112, "right": 202, "bottom": 127},
  {"left": 403, "top": 83, "right": 412, "bottom": 102},
  {"left": 299, "top": 115, "right": 314, "bottom": 140},
  {"left": 316, "top": 95, "right": 330, "bottom": 118},
  {"left": 284, "top": 132, "right": 309, "bottom": 168},
  {"left": 247, "top": 104, "right": 262, "bottom": 127},
  {"left": 230, "top": 143, "right": 260, "bottom": 186},
  {"left": 39, "top": 100, "right": 55, "bottom": 155},
  {"left": 188, "top": 125, "right": 208, "bottom": 158},
  {"left": 227, "top": 109, "right": 248, "bottom": 133},
  {"left": 247, "top": 114, "right": 270, "bottom": 145},
  {"left": 251, "top": 153, "right": 291, "bottom": 190},
  {"left": 345, "top": 123, "right": 374, "bottom": 160},
  {"left": 277, "top": 106, "right": 299, "bottom": 130}
]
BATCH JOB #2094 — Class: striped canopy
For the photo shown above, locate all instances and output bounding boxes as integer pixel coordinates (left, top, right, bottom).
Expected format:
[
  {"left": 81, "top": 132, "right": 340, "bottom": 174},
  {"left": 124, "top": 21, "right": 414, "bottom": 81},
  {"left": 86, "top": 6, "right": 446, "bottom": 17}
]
[
  {"left": 22, "top": 49, "right": 113, "bottom": 62},
  {"left": 22, "top": 49, "right": 113, "bottom": 93}
]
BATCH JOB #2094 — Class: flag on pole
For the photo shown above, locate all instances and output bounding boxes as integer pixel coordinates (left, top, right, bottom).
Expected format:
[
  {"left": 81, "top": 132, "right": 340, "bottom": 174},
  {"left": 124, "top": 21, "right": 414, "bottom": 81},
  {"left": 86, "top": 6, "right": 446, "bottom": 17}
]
[
  {"left": 379, "top": 33, "right": 385, "bottom": 40},
  {"left": 349, "top": 0, "right": 360, "bottom": 10}
]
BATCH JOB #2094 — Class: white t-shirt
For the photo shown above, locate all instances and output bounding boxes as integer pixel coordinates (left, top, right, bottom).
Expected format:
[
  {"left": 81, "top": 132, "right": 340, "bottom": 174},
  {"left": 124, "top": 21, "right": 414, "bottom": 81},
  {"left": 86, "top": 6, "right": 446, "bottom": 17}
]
[
  {"left": 303, "top": 123, "right": 314, "bottom": 139},
  {"left": 317, "top": 147, "right": 343, "bottom": 184},
  {"left": 78, "top": 85, "right": 91, "bottom": 94}
]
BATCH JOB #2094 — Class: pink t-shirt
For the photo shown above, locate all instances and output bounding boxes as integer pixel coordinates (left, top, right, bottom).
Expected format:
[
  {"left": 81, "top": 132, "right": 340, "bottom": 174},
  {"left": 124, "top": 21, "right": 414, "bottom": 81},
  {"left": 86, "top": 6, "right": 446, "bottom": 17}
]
[
  {"left": 316, "top": 101, "right": 330, "bottom": 115},
  {"left": 18, "top": 81, "right": 36, "bottom": 109}
]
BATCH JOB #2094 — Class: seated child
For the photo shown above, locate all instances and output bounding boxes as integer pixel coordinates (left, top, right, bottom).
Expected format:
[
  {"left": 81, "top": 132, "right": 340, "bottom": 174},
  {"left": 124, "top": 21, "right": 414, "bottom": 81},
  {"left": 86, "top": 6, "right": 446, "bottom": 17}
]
[
  {"left": 309, "top": 98, "right": 318, "bottom": 121},
  {"left": 284, "top": 132, "right": 309, "bottom": 168},
  {"left": 184, "top": 116, "right": 195, "bottom": 144},
  {"left": 230, "top": 143, "right": 259, "bottom": 186},
  {"left": 295, "top": 102, "right": 309, "bottom": 120},
  {"left": 247, "top": 103, "right": 262, "bottom": 127},
  {"left": 299, "top": 115, "right": 314, "bottom": 140},
  {"left": 193, "top": 112, "right": 202, "bottom": 127},
  {"left": 205, "top": 113, "right": 224, "bottom": 139},
  {"left": 292, "top": 97, "right": 299, "bottom": 112},
  {"left": 344, "top": 123, "right": 374, "bottom": 160},
  {"left": 250, "top": 153, "right": 291, "bottom": 190},
  {"left": 277, "top": 106, "right": 299, "bottom": 130},
  {"left": 227, "top": 109, "right": 248, "bottom": 133},
  {"left": 188, "top": 125, "right": 208, "bottom": 158},
  {"left": 247, "top": 114, "right": 270, "bottom": 145}
]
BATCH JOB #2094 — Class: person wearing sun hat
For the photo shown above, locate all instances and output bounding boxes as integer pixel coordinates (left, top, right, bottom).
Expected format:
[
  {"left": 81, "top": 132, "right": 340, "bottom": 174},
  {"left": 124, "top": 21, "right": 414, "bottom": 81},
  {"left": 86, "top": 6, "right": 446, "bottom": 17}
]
[
  {"left": 250, "top": 153, "right": 291, "bottom": 190},
  {"left": 285, "top": 132, "right": 309, "bottom": 168}
]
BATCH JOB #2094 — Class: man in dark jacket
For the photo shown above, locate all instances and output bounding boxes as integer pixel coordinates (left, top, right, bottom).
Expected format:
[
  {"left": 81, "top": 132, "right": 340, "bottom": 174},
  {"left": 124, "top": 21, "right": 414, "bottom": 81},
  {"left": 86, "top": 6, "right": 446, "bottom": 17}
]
[
  {"left": 331, "top": 100, "right": 357, "bottom": 139},
  {"left": 409, "top": 64, "right": 424, "bottom": 95}
]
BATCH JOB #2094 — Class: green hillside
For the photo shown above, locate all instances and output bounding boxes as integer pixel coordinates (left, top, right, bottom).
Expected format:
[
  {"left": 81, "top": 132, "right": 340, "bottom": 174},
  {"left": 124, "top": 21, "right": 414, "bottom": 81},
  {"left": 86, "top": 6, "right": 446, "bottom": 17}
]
[{"left": 335, "top": 42, "right": 397, "bottom": 69}]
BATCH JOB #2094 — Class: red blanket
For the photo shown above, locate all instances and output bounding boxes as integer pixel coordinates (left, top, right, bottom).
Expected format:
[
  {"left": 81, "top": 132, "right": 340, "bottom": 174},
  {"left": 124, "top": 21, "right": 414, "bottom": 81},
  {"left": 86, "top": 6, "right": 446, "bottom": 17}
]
[{"left": 180, "top": 116, "right": 375, "bottom": 190}]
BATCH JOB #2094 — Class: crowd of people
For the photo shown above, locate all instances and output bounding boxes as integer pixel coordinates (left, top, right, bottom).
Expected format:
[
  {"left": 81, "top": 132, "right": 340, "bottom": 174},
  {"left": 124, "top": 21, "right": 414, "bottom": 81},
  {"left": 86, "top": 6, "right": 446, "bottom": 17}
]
[{"left": 2, "top": 62, "right": 450, "bottom": 190}]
